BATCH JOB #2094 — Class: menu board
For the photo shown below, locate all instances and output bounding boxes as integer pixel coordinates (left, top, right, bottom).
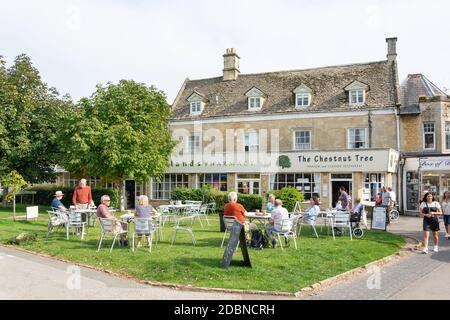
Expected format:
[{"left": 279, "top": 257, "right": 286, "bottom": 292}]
[
  {"left": 221, "top": 220, "right": 251, "bottom": 269},
  {"left": 371, "top": 206, "right": 387, "bottom": 231}
]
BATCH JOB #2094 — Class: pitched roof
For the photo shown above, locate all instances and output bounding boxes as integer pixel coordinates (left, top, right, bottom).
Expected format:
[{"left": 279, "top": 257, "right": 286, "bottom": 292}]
[
  {"left": 400, "top": 74, "right": 447, "bottom": 114},
  {"left": 170, "top": 60, "right": 397, "bottom": 120}
]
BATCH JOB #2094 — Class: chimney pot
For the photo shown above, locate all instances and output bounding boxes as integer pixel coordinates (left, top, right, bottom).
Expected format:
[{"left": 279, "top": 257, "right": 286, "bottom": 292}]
[
  {"left": 223, "top": 48, "right": 240, "bottom": 81},
  {"left": 386, "top": 37, "right": 398, "bottom": 62}
]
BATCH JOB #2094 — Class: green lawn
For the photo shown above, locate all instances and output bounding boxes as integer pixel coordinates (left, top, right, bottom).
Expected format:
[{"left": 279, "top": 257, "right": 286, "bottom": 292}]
[{"left": 0, "top": 204, "right": 405, "bottom": 293}]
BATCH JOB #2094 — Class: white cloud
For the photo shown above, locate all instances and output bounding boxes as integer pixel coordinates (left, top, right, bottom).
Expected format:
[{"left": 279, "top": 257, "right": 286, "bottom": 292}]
[{"left": 1, "top": 0, "right": 449, "bottom": 103}]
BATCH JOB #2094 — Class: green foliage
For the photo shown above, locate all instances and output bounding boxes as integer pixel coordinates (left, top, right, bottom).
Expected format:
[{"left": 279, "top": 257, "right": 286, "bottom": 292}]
[
  {"left": 25, "top": 184, "right": 119, "bottom": 208},
  {"left": 170, "top": 186, "right": 262, "bottom": 212},
  {"left": 58, "top": 80, "right": 176, "bottom": 208},
  {"left": 277, "top": 155, "right": 292, "bottom": 169},
  {"left": 1, "top": 170, "right": 27, "bottom": 201},
  {"left": 0, "top": 54, "right": 73, "bottom": 183},
  {"left": 269, "top": 187, "right": 304, "bottom": 212},
  {"left": 7, "top": 232, "right": 38, "bottom": 245}
]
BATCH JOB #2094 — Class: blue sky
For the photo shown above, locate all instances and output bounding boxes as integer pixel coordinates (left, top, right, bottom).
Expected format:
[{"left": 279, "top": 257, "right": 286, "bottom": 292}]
[{"left": 1, "top": 0, "right": 449, "bottom": 103}]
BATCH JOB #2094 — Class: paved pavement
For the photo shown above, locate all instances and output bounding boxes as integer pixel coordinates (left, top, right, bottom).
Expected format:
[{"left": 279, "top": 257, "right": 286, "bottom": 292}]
[
  {"left": 0, "top": 245, "right": 291, "bottom": 300},
  {"left": 309, "top": 216, "right": 450, "bottom": 300}
]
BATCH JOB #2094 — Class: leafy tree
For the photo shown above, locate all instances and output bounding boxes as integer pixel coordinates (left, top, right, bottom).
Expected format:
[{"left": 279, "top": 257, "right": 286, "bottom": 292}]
[
  {"left": 0, "top": 54, "right": 73, "bottom": 187},
  {"left": 277, "top": 155, "right": 291, "bottom": 169},
  {"left": 1, "top": 170, "right": 27, "bottom": 221},
  {"left": 59, "top": 80, "right": 176, "bottom": 209}
]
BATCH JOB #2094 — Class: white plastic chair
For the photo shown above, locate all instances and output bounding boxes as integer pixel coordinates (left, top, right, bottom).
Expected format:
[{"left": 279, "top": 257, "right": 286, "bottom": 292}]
[
  {"left": 97, "top": 218, "right": 128, "bottom": 252},
  {"left": 132, "top": 218, "right": 154, "bottom": 252},
  {"left": 273, "top": 217, "right": 298, "bottom": 250},
  {"left": 198, "top": 204, "right": 210, "bottom": 226},
  {"left": 171, "top": 215, "right": 196, "bottom": 246},
  {"left": 331, "top": 212, "right": 353, "bottom": 240},
  {"left": 221, "top": 215, "right": 238, "bottom": 248},
  {"left": 298, "top": 215, "right": 319, "bottom": 238},
  {"left": 65, "top": 211, "right": 86, "bottom": 240}
]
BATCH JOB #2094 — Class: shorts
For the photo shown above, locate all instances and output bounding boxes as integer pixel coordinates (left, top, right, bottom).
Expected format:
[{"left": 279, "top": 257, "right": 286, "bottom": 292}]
[
  {"left": 444, "top": 215, "right": 450, "bottom": 226},
  {"left": 423, "top": 217, "right": 440, "bottom": 232}
]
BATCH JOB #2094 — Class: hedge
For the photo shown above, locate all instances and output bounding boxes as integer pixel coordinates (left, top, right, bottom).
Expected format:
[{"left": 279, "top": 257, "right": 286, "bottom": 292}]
[
  {"left": 268, "top": 187, "right": 304, "bottom": 212},
  {"left": 170, "top": 186, "right": 262, "bottom": 212},
  {"left": 23, "top": 184, "right": 119, "bottom": 208}
]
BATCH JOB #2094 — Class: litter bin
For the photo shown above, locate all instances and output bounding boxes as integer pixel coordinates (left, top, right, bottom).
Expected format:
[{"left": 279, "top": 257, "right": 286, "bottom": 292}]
[{"left": 219, "top": 212, "right": 225, "bottom": 232}]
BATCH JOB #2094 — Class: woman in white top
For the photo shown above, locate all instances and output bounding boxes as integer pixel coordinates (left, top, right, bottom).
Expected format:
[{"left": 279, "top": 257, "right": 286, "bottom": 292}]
[
  {"left": 304, "top": 197, "right": 320, "bottom": 223},
  {"left": 419, "top": 192, "right": 442, "bottom": 253},
  {"left": 441, "top": 191, "right": 450, "bottom": 239}
]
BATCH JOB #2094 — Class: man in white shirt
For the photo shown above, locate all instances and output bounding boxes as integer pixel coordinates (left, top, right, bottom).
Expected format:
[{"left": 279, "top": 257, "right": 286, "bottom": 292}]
[
  {"left": 265, "top": 199, "right": 289, "bottom": 246},
  {"left": 387, "top": 187, "right": 396, "bottom": 205}
]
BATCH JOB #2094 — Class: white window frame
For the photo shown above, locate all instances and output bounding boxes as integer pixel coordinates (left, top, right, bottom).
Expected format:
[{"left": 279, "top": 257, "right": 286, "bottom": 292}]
[
  {"left": 244, "top": 131, "right": 259, "bottom": 153},
  {"left": 445, "top": 121, "right": 450, "bottom": 151},
  {"left": 190, "top": 101, "right": 203, "bottom": 115},
  {"left": 293, "top": 130, "right": 311, "bottom": 150},
  {"left": 295, "top": 93, "right": 311, "bottom": 108},
  {"left": 347, "top": 128, "right": 367, "bottom": 149},
  {"left": 423, "top": 122, "right": 436, "bottom": 151},
  {"left": 187, "top": 134, "right": 200, "bottom": 154},
  {"left": 248, "top": 97, "right": 262, "bottom": 111},
  {"left": 349, "top": 89, "right": 365, "bottom": 105}
]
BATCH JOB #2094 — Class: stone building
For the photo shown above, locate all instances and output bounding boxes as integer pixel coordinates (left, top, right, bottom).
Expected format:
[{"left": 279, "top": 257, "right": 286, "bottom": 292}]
[
  {"left": 399, "top": 74, "right": 450, "bottom": 214},
  {"left": 152, "top": 38, "right": 402, "bottom": 209}
]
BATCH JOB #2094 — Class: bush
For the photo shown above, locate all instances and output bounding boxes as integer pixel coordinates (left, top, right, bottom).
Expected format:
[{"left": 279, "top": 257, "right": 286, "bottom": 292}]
[
  {"left": 24, "top": 184, "right": 119, "bottom": 208},
  {"left": 269, "top": 187, "right": 304, "bottom": 212},
  {"left": 170, "top": 186, "right": 262, "bottom": 212}
]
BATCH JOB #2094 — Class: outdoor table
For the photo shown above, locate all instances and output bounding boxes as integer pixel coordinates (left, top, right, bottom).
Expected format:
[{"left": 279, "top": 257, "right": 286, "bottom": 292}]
[
  {"left": 245, "top": 212, "right": 271, "bottom": 228},
  {"left": 70, "top": 209, "right": 97, "bottom": 228},
  {"left": 167, "top": 204, "right": 193, "bottom": 215}
]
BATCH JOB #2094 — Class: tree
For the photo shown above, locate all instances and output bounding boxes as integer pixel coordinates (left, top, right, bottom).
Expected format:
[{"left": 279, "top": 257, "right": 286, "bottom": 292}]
[
  {"left": 1, "top": 170, "right": 27, "bottom": 221},
  {"left": 0, "top": 54, "right": 74, "bottom": 187},
  {"left": 277, "top": 155, "right": 291, "bottom": 169},
  {"left": 59, "top": 80, "right": 176, "bottom": 209}
]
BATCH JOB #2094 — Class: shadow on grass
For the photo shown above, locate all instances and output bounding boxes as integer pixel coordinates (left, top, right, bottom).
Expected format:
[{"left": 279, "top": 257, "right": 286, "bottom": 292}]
[{"left": 174, "top": 257, "right": 251, "bottom": 268}]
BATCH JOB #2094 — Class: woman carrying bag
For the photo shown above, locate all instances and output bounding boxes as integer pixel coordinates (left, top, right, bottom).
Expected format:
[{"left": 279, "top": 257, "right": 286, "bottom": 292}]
[{"left": 419, "top": 192, "right": 442, "bottom": 254}]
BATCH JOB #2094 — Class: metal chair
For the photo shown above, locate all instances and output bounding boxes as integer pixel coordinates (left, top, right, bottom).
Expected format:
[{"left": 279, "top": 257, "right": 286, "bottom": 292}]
[
  {"left": 65, "top": 211, "right": 86, "bottom": 240},
  {"left": 171, "top": 215, "right": 196, "bottom": 246},
  {"left": 198, "top": 204, "right": 210, "bottom": 226},
  {"left": 152, "top": 214, "right": 164, "bottom": 242},
  {"left": 207, "top": 202, "right": 216, "bottom": 215},
  {"left": 331, "top": 212, "right": 353, "bottom": 240},
  {"left": 46, "top": 210, "right": 68, "bottom": 237},
  {"left": 97, "top": 218, "right": 128, "bottom": 252},
  {"left": 273, "top": 217, "right": 298, "bottom": 250},
  {"left": 159, "top": 205, "right": 177, "bottom": 227},
  {"left": 221, "top": 215, "right": 238, "bottom": 248},
  {"left": 132, "top": 218, "right": 154, "bottom": 252},
  {"left": 297, "top": 214, "right": 319, "bottom": 238}
]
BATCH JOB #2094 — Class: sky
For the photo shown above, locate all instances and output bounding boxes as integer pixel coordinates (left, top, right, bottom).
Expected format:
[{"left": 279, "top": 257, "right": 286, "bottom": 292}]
[{"left": 1, "top": 0, "right": 450, "bottom": 103}]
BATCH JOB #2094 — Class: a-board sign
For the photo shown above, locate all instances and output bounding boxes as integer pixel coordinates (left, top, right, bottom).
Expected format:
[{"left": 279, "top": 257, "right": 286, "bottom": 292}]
[
  {"left": 221, "top": 220, "right": 251, "bottom": 269},
  {"left": 26, "top": 206, "right": 39, "bottom": 220},
  {"left": 371, "top": 206, "right": 387, "bottom": 231}
]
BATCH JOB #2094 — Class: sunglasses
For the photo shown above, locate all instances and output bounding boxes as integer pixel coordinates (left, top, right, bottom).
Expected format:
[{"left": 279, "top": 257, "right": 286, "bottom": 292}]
[{"left": 104, "top": 199, "right": 111, "bottom": 202}]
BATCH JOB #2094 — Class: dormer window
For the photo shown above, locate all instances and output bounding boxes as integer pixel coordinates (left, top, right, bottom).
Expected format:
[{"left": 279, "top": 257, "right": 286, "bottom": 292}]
[
  {"left": 293, "top": 84, "right": 312, "bottom": 108},
  {"left": 187, "top": 91, "right": 207, "bottom": 115},
  {"left": 345, "top": 80, "right": 369, "bottom": 106},
  {"left": 245, "top": 87, "right": 266, "bottom": 111}
]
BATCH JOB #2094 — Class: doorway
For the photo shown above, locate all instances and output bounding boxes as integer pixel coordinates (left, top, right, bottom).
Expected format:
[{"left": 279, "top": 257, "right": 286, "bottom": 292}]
[
  {"left": 236, "top": 174, "right": 260, "bottom": 195},
  {"left": 125, "top": 180, "right": 136, "bottom": 209},
  {"left": 330, "top": 173, "right": 353, "bottom": 208}
]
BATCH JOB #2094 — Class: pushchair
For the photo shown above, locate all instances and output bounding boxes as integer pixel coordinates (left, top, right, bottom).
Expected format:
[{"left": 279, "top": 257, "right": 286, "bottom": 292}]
[{"left": 349, "top": 207, "right": 364, "bottom": 239}]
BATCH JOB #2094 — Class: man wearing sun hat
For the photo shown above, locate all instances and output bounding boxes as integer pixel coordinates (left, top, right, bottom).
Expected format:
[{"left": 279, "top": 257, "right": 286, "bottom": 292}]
[{"left": 51, "top": 190, "right": 67, "bottom": 212}]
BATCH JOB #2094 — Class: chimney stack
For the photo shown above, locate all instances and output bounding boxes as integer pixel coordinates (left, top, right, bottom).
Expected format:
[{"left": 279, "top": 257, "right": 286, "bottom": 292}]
[
  {"left": 386, "top": 37, "right": 398, "bottom": 62},
  {"left": 223, "top": 48, "right": 240, "bottom": 81}
]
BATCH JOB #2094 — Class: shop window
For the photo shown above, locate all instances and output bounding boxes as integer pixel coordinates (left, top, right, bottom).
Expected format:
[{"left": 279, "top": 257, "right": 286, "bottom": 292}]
[
  {"left": 445, "top": 122, "right": 450, "bottom": 150},
  {"left": 152, "top": 174, "right": 189, "bottom": 200},
  {"left": 406, "top": 171, "right": 419, "bottom": 211},
  {"left": 423, "top": 122, "right": 435, "bottom": 150},
  {"left": 364, "top": 173, "right": 385, "bottom": 201},
  {"left": 198, "top": 173, "right": 228, "bottom": 191},
  {"left": 270, "top": 173, "right": 321, "bottom": 200}
]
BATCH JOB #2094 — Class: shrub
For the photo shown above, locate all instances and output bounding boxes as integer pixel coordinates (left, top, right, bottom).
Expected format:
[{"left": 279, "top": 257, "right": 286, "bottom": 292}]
[
  {"left": 24, "top": 184, "right": 119, "bottom": 208},
  {"left": 170, "top": 186, "right": 262, "bottom": 212},
  {"left": 269, "top": 187, "right": 304, "bottom": 212}
]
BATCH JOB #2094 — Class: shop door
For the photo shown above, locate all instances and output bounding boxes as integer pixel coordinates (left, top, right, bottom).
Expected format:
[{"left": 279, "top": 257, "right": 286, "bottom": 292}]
[
  {"left": 237, "top": 180, "right": 260, "bottom": 195},
  {"left": 330, "top": 174, "right": 353, "bottom": 208},
  {"left": 125, "top": 180, "right": 136, "bottom": 209}
]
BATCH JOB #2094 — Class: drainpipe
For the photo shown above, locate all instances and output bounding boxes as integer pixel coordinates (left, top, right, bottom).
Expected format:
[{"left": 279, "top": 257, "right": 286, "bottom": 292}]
[
  {"left": 368, "top": 111, "right": 373, "bottom": 148},
  {"left": 395, "top": 106, "right": 402, "bottom": 213}
]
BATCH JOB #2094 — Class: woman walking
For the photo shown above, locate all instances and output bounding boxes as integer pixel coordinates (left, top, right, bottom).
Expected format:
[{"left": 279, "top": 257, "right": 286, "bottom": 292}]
[
  {"left": 419, "top": 192, "right": 442, "bottom": 253},
  {"left": 441, "top": 191, "right": 450, "bottom": 240}
]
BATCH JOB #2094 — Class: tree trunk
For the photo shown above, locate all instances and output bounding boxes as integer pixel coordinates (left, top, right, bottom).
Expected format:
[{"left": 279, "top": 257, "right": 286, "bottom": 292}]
[
  {"left": 118, "top": 179, "right": 125, "bottom": 211},
  {"left": 2, "top": 189, "right": 8, "bottom": 208},
  {"left": 13, "top": 195, "right": 16, "bottom": 222}
]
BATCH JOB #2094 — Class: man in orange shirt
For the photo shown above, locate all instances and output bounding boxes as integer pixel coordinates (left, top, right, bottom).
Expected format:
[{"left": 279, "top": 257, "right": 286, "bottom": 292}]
[
  {"left": 224, "top": 191, "right": 247, "bottom": 224},
  {"left": 72, "top": 179, "right": 94, "bottom": 209}
]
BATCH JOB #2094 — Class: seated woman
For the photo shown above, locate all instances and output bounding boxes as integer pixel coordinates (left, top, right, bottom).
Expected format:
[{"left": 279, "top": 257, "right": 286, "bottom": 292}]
[
  {"left": 96, "top": 195, "right": 128, "bottom": 246},
  {"left": 135, "top": 195, "right": 157, "bottom": 218},
  {"left": 303, "top": 197, "right": 320, "bottom": 223}
]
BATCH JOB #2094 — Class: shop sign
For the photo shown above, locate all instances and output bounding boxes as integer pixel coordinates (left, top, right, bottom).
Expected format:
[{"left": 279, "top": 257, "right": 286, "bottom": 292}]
[{"left": 420, "top": 159, "right": 450, "bottom": 171}]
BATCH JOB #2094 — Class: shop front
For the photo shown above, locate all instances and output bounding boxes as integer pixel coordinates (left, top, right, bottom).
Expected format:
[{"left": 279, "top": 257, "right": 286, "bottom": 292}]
[
  {"left": 161, "top": 149, "right": 399, "bottom": 208},
  {"left": 403, "top": 156, "right": 450, "bottom": 214}
]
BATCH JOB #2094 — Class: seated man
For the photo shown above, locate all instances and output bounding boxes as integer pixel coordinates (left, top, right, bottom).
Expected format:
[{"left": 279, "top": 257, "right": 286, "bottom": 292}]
[
  {"left": 96, "top": 195, "right": 129, "bottom": 246},
  {"left": 265, "top": 199, "right": 289, "bottom": 247},
  {"left": 350, "top": 198, "right": 363, "bottom": 227},
  {"left": 223, "top": 191, "right": 255, "bottom": 241},
  {"left": 51, "top": 190, "right": 67, "bottom": 212}
]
